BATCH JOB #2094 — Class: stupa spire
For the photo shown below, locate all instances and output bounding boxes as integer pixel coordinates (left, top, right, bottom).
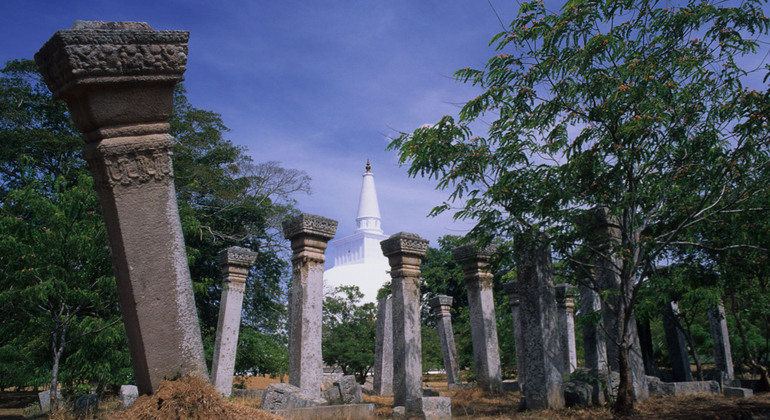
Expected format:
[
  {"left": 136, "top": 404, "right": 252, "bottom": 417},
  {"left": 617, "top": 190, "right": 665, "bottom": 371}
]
[{"left": 356, "top": 161, "right": 383, "bottom": 233}]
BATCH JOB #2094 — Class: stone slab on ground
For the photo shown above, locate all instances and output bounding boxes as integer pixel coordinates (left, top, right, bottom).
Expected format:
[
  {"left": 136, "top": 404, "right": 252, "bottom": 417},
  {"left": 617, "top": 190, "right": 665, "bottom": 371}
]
[
  {"left": 502, "top": 379, "right": 520, "bottom": 392},
  {"left": 260, "top": 383, "right": 327, "bottom": 412},
  {"left": 322, "top": 385, "right": 342, "bottom": 403},
  {"left": 648, "top": 379, "right": 720, "bottom": 397},
  {"left": 724, "top": 386, "right": 754, "bottom": 398},
  {"left": 336, "top": 375, "right": 363, "bottom": 403},
  {"left": 73, "top": 393, "right": 99, "bottom": 417},
  {"left": 275, "top": 403, "right": 374, "bottom": 420},
  {"left": 231, "top": 389, "right": 265, "bottom": 400},
  {"left": 423, "top": 396, "right": 452, "bottom": 420},
  {"left": 37, "top": 390, "right": 61, "bottom": 412},
  {"left": 120, "top": 385, "right": 138, "bottom": 408}
]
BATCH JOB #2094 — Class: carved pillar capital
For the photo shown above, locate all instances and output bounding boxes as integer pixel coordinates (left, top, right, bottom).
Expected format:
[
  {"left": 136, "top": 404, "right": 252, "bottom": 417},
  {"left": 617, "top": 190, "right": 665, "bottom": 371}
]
[
  {"left": 218, "top": 246, "right": 257, "bottom": 285},
  {"left": 452, "top": 242, "right": 498, "bottom": 287},
  {"left": 429, "top": 295, "right": 453, "bottom": 319},
  {"left": 381, "top": 232, "right": 428, "bottom": 279},
  {"left": 282, "top": 213, "right": 337, "bottom": 265}
]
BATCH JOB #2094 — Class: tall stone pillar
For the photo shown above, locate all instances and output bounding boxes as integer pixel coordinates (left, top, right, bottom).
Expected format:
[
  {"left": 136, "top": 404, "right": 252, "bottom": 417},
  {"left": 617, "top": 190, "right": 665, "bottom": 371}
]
[
  {"left": 211, "top": 246, "right": 257, "bottom": 396},
  {"left": 381, "top": 232, "right": 428, "bottom": 417},
  {"left": 591, "top": 207, "right": 648, "bottom": 401},
  {"left": 662, "top": 302, "right": 692, "bottom": 382},
  {"left": 452, "top": 243, "right": 502, "bottom": 394},
  {"left": 515, "top": 232, "right": 564, "bottom": 409},
  {"left": 708, "top": 304, "right": 734, "bottom": 382},
  {"left": 637, "top": 320, "right": 657, "bottom": 376},
  {"left": 503, "top": 281, "right": 526, "bottom": 389},
  {"left": 373, "top": 296, "right": 393, "bottom": 396},
  {"left": 555, "top": 283, "right": 577, "bottom": 375},
  {"left": 579, "top": 284, "right": 608, "bottom": 373},
  {"left": 35, "top": 21, "right": 206, "bottom": 394},
  {"left": 282, "top": 214, "right": 337, "bottom": 397},
  {"left": 429, "top": 295, "right": 461, "bottom": 385}
]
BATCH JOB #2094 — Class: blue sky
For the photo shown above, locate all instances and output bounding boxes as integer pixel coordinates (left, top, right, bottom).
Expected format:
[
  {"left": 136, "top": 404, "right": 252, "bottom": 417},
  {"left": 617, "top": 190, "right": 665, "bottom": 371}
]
[{"left": 0, "top": 0, "right": 521, "bottom": 244}]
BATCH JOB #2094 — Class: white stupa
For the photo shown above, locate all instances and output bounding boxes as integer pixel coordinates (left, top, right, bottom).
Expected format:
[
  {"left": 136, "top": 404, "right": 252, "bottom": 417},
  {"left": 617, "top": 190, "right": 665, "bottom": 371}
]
[{"left": 323, "top": 161, "right": 390, "bottom": 303}]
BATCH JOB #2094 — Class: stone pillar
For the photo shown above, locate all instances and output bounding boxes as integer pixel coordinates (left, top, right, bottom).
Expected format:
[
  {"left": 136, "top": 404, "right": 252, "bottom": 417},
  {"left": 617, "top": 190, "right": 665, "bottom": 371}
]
[
  {"left": 637, "top": 319, "right": 657, "bottom": 376},
  {"left": 554, "top": 283, "right": 577, "bottom": 375},
  {"left": 708, "top": 304, "right": 734, "bottom": 382},
  {"left": 211, "top": 246, "right": 257, "bottom": 396},
  {"left": 514, "top": 232, "right": 564, "bottom": 409},
  {"left": 381, "top": 232, "right": 428, "bottom": 417},
  {"left": 662, "top": 302, "right": 692, "bottom": 382},
  {"left": 282, "top": 214, "right": 337, "bottom": 397},
  {"left": 429, "top": 295, "right": 461, "bottom": 385},
  {"left": 591, "top": 207, "right": 648, "bottom": 401},
  {"left": 503, "top": 281, "right": 526, "bottom": 389},
  {"left": 35, "top": 21, "right": 206, "bottom": 394},
  {"left": 373, "top": 296, "right": 393, "bottom": 396},
  {"left": 452, "top": 243, "right": 502, "bottom": 394},
  {"left": 579, "top": 284, "right": 608, "bottom": 373}
]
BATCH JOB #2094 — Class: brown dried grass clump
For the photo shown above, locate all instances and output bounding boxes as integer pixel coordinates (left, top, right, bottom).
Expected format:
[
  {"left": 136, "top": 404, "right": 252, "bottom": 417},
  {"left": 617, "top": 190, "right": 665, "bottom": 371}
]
[{"left": 108, "top": 375, "right": 280, "bottom": 420}]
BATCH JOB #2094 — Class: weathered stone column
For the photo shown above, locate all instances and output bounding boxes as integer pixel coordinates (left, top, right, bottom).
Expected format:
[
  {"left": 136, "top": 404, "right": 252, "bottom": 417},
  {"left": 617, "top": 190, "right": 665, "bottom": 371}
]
[
  {"left": 637, "top": 319, "right": 657, "bottom": 376},
  {"left": 429, "top": 295, "right": 461, "bottom": 386},
  {"left": 452, "top": 243, "right": 502, "bottom": 394},
  {"left": 579, "top": 284, "right": 608, "bottom": 373},
  {"left": 211, "top": 246, "right": 257, "bottom": 396},
  {"left": 591, "top": 207, "right": 648, "bottom": 401},
  {"left": 503, "top": 281, "right": 526, "bottom": 389},
  {"left": 282, "top": 214, "right": 337, "bottom": 397},
  {"left": 373, "top": 296, "right": 393, "bottom": 396},
  {"left": 381, "top": 232, "right": 428, "bottom": 417},
  {"left": 708, "top": 304, "right": 734, "bottom": 383},
  {"left": 555, "top": 283, "right": 577, "bottom": 375},
  {"left": 662, "top": 302, "right": 692, "bottom": 382},
  {"left": 35, "top": 21, "right": 206, "bottom": 394},
  {"left": 515, "top": 232, "right": 564, "bottom": 409}
]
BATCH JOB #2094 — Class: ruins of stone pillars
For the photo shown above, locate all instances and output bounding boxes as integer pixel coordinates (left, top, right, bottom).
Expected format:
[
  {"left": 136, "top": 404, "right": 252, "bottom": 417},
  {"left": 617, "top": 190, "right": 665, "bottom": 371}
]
[
  {"left": 429, "top": 295, "right": 461, "bottom": 385},
  {"left": 283, "top": 214, "right": 338, "bottom": 397},
  {"left": 579, "top": 284, "right": 608, "bottom": 373},
  {"left": 708, "top": 304, "right": 734, "bottom": 382},
  {"left": 515, "top": 232, "right": 564, "bottom": 409},
  {"left": 503, "top": 281, "right": 526, "bottom": 390},
  {"left": 373, "top": 296, "right": 393, "bottom": 397},
  {"left": 211, "top": 246, "right": 257, "bottom": 396},
  {"left": 381, "top": 232, "right": 429, "bottom": 416},
  {"left": 554, "top": 283, "right": 577, "bottom": 375},
  {"left": 35, "top": 21, "right": 206, "bottom": 394},
  {"left": 637, "top": 320, "right": 657, "bottom": 376},
  {"left": 590, "top": 207, "right": 648, "bottom": 401},
  {"left": 452, "top": 243, "right": 503, "bottom": 394},
  {"left": 662, "top": 302, "right": 693, "bottom": 382}
]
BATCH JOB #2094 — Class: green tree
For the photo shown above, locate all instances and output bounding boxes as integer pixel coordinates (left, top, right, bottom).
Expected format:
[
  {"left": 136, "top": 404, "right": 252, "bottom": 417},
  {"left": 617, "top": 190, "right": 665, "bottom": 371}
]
[
  {"left": 322, "top": 285, "right": 377, "bottom": 384},
  {"left": 0, "top": 175, "right": 121, "bottom": 411},
  {"left": 389, "top": 0, "right": 769, "bottom": 413}
]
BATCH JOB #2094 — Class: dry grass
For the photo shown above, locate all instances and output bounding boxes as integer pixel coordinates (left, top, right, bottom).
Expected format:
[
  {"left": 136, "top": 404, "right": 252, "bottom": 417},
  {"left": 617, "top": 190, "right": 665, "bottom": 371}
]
[{"left": 106, "top": 375, "right": 280, "bottom": 420}]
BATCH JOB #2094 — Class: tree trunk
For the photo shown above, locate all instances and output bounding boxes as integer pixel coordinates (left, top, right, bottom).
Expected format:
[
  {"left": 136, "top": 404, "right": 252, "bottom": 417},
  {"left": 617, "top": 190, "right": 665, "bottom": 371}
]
[
  {"left": 614, "top": 343, "right": 635, "bottom": 415},
  {"left": 49, "top": 341, "right": 64, "bottom": 413}
]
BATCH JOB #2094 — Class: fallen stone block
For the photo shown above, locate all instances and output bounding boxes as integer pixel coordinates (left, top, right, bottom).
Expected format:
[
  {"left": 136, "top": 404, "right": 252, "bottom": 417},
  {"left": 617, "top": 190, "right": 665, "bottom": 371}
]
[
  {"left": 73, "top": 393, "right": 99, "bottom": 417},
  {"left": 392, "top": 406, "right": 406, "bottom": 419},
  {"left": 38, "top": 389, "right": 62, "bottom": 412},
  {"left": 502, "top": 379, "right": 520, "bottom": 392},
  {"left": 423, "top": 396, "right": 452, "bottom": 420},
  {"left": 119, "top": 385, "right": 138, "bottom": 408},
  {"left": 275, "top": 403, "right": 374, "bottom": 420},
  {"left": 563, "top": 381, "right": 592, "bottom": 408},
  {"left": 649, "top": 380, "right": 720, "bottom": 397},
  {"left": 336, "top": 375, "right": 363, "bottom": 403},
  {"left": 724, "top": 386, "right": 753, "bottom": 398},
  {"left": 260, "top": 383, "right": 326, "bottom": 412},
  {"left": 322, "top": 384, "right": 342, "bottom": 403},
  {"left": 231, "top": 388, "right": 264, "bottom": 401}
]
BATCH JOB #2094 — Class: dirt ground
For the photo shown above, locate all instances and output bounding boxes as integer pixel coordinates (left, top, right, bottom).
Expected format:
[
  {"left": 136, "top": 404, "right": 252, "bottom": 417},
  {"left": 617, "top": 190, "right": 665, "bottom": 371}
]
[{"left": 1, "top": 376, "right": 768, "bottom": 419}]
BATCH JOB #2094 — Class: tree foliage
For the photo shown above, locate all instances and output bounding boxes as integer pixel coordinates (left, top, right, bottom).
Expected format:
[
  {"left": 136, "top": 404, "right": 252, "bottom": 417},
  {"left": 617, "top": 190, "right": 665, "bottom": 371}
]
[
  {"left": 389, "top": 0, "right": 768, "bottom": 413},
  {"left": 322, "top": 285, "right": 377, "bottom": 383}
]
